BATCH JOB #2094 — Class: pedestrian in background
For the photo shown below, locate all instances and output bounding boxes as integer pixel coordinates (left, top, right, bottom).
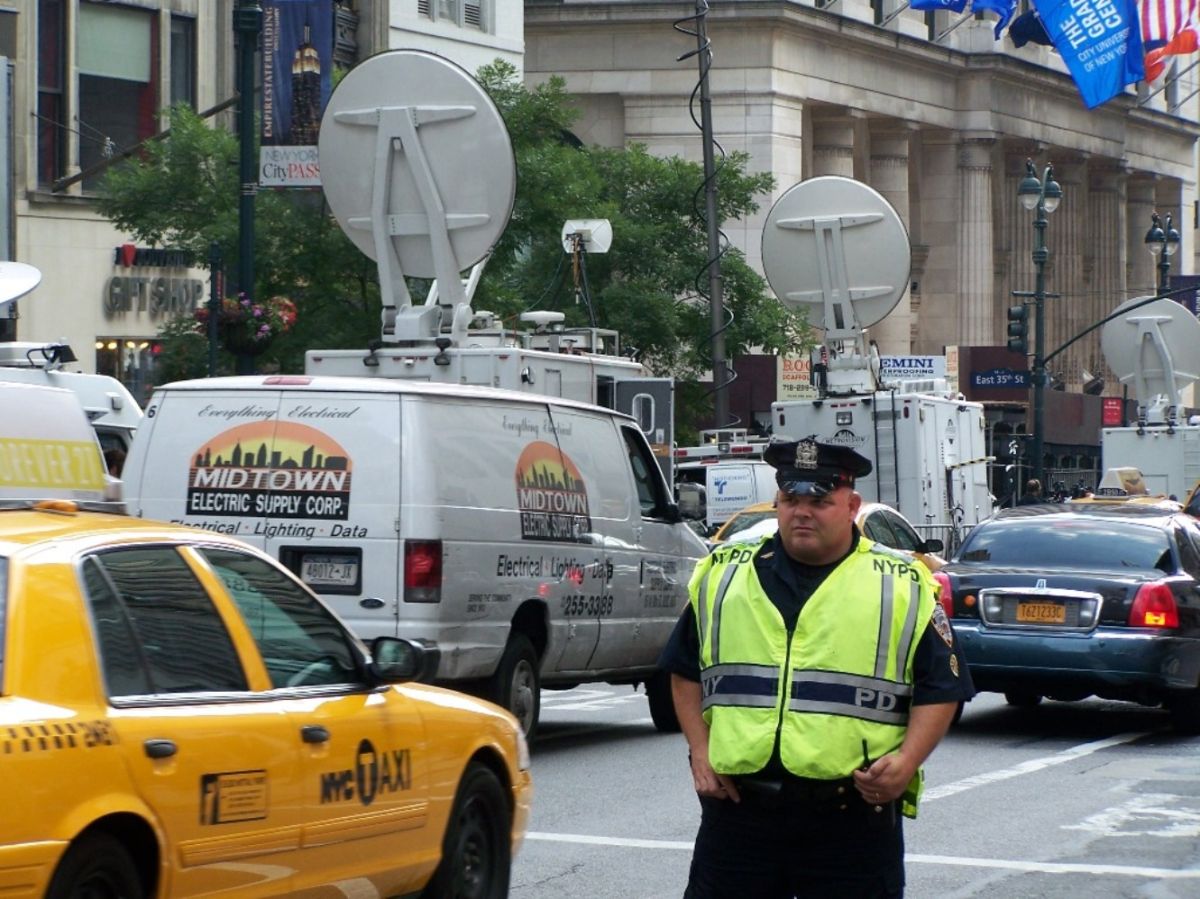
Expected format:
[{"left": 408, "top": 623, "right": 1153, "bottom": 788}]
[
  {"left": 1017, "top": 478, "right": 1043, "bottom": 505},
  {"left": 660, "top": 436, "right": 973, "bottom": 898}
]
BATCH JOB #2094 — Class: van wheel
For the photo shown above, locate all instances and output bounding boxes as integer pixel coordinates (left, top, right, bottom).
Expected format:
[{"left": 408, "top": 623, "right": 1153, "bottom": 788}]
[
  {"left": 47, "top": 832, "right": 143, "bottom": 899},
  {"left": 646, "top": 669, "right": 680, "bottom": 733},
  {"left": 490, "top": 634, "right": 539, "bottom": 739},
  {"left": 422, "top": 762, "right": 511, "bottom": 899}
]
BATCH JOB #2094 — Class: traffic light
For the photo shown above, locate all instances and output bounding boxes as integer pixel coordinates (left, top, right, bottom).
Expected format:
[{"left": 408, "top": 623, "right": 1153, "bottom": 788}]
[{"left": 1006, "top": 304, "right": 1029, "bottom": 354}]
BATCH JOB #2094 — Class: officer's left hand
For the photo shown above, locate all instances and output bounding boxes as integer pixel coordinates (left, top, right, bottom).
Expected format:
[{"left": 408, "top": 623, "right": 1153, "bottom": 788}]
[{"left": 852, "top": 752, "right": 914, "bottom": 804}]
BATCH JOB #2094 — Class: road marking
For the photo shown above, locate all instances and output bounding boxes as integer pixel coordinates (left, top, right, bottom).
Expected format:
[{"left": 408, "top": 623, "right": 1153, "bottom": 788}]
[
  {"left": 1062, "top": 793, "right": 1200, "bottom": 837},
  {"left": 906, "top": 853, "right": 1200, "bottom": 879},
  {"left": 525, "top": 834, "right": 1200, "bottom": 879},
  {"left": 923, "top": 731, "right": 1149, "bottom": 801}
]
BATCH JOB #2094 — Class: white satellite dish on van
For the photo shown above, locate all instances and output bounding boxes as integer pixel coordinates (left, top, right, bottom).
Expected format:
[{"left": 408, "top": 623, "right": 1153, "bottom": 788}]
[
  {"left": 1101, "top": 296, "right": 1200, "bottom": 425},
  {"left": 318, "top": 50, "right": 516, "bottom": 343},
  {"left": 0, "top": 262, "right": 42, "bottom": 308},
  {"left": 761, "top": 177, "right": 910, "bottom": 395}
]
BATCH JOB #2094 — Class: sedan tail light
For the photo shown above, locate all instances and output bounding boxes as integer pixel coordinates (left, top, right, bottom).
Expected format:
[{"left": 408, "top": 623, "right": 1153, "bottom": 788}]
[
  {"left": 404, "top": 540, "right": 442, "bottom": 603},
  {"left": 1128, "top": 582, "right": 1179, "bottom": 628},
  {"left": 932, "top": 571, "right": 953, "bottom": 617}
]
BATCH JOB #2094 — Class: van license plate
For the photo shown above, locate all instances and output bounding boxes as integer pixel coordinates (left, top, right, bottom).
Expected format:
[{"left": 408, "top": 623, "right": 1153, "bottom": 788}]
[
  {"left": 302, "top": 556, "right": 358, "bottom": 587},
  {"left": 1016, "top": 601, "right": 1065, "bottom": 624}
]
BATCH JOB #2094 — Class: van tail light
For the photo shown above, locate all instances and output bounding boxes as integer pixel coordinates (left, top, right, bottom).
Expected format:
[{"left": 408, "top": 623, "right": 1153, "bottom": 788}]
[
  {"left": 1128, "top": 582, "right": 1179, "bottom": 628},
  {"left": 932, "top": 571, "right": 954, "bottom": 617},
  {"left": 404, "top": 540, "right": 442, "bottom": 603}
]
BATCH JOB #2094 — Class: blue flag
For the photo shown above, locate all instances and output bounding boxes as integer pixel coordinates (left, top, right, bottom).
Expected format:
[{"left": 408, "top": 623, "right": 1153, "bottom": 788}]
[
  {"left": 1032, "top": 0, "right": 1144, "bottom": 108},
  {"left": 910, "top": 0, "right": 968, "bottom": 11},
  {"left": 973, "top": 0, "right": 1019, "bottom": 38}
]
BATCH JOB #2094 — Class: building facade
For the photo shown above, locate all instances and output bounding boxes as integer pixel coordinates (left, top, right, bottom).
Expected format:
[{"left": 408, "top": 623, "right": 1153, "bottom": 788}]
[
  {"left": 2, "top": 0, "right": 520, "bottom": 401},
  {"left": 523, "top": 0, "right": 1200, "bottom": 481}
]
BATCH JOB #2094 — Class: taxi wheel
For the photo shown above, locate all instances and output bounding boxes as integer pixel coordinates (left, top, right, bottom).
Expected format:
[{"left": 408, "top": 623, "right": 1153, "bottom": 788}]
[
  {"left": 424, "top": 762, "right": 511, "bottom": 899},
  {"left": 490, "top": 634, "right": 540, "bottom": 740},
  {"left": 46, "top": 832, "right": 143, "bottom": 899},
  {"left": 646, "top": 669, "right": 681, "bottom": 733}
]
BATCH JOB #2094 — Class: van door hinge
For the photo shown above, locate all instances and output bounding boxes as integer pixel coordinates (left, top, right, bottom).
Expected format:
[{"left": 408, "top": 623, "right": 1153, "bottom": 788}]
[{"left": 394, "top": 518, "right": 401, "bottom": 533}]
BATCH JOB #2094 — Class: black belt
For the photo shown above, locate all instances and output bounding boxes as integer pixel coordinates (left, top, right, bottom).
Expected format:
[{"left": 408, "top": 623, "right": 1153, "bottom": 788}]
[{"left": 732, "top": 775, "right": 858, "bottom": 805}]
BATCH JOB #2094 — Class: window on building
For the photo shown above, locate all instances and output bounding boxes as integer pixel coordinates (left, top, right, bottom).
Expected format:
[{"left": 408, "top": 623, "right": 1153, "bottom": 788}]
[
  {"left": 77, "top": 1, "right": 157, "bottom": 190},
  {"left": 170, "top": 15, "right": 196, "bottom": 109},
  {"left": 37, "top": 0, "right": 65, "bottom": 186},
  {"left": 425, "top": 0, "right": 486, "bottom": 31},
  {"left": 96, "top": 338, "right": 162, "bottom": 406},
  {"left": 0, "top": 9, "right": 17, "bottom": 59}
]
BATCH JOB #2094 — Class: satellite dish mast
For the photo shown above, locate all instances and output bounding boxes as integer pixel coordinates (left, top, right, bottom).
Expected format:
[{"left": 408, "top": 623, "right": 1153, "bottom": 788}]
[
  {"left": 318, "top": 50, "right": 516, "bottom": 345},
  {"left": 0, "top": 261, "right": 42, "bottom": 309},
  {"left": 760, "top": 177, "right": 910, "bottom": 395},
  {"left": 1100, "top": 296, "right": 1200, "bottom": 426}
]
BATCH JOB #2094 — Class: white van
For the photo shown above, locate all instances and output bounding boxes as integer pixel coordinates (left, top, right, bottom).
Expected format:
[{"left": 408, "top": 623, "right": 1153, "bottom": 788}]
[
  {"left": 0, "top": 381, "right": 110, "bottom": 505},
  {"left": 122, "top": 375, "right": 707, "bottom": 736},
  {"left": 675, "top": 459, "right": 777, "bottom": 535},
  {"left": 0, "top": 342, "right": 142, "bottom": 457}
]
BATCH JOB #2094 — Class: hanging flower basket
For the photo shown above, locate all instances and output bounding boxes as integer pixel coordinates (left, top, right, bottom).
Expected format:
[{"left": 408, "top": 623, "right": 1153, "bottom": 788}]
[{"left": 196, "top": 293, "right": 297, "bottom": 357}]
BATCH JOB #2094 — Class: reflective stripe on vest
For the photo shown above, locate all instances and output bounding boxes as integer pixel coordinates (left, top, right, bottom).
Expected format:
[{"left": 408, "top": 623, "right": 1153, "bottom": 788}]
[
  {"left": 700, "top": 662, "right": 780, "bottom": 712},
  {"left": 788, "top": 669, "right": 914, "bottom": 725}
]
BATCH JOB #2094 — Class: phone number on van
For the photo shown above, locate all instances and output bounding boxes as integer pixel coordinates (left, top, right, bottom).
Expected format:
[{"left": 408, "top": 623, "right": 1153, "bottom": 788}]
[{"left": 560, "top": 595, "right": 614, "bottom": 617}]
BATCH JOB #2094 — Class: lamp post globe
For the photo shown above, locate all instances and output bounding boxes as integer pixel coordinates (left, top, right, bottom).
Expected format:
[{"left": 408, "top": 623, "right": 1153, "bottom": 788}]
[{"left": 1145, "top": 211, "right": 1181, "bottom": 297}]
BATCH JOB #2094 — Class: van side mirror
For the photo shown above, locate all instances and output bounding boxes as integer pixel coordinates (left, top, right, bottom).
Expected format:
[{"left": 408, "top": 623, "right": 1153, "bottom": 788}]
[
  {"left": 921, "top": 538, "right": 945, "bottom": 554},
  {"left": 676, "top": 483, "right": 704, "bottom": 520}
]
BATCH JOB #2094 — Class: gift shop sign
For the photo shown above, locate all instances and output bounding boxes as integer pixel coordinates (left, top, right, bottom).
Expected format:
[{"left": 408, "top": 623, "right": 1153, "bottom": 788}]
[{"left": 103, "top": 244, "right": 204, "bottom": 321}]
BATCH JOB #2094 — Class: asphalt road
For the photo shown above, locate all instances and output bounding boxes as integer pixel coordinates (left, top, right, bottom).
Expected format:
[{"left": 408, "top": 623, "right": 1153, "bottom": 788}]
[{"left": 510, "top": 687, "right": 1200, "bottom": 898}]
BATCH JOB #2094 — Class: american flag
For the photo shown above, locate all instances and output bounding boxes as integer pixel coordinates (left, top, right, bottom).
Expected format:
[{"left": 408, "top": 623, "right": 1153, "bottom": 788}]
[{"left": 1141, "top": 0, "right": 1200, "bottom": 81}]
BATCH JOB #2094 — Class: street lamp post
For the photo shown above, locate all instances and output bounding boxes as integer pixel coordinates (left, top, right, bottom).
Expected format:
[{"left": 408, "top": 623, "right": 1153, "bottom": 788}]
[
  {"left": 1145, "top": 210, "right": 1181, "bottom": 297},
  {"left": 1017, "top": 159, "right": 1062, "bottom": 489}
]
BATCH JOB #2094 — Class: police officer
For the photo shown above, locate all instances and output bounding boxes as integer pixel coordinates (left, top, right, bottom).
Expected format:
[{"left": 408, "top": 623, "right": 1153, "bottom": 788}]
[{"left": 660, "top": 436, "right": 973, "bottom": 898}]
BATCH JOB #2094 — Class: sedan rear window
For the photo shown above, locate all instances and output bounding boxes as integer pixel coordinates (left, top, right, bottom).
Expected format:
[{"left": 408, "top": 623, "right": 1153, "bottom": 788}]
[{"left": 958, "top": 519, "right": 1173, "bottom": 571}]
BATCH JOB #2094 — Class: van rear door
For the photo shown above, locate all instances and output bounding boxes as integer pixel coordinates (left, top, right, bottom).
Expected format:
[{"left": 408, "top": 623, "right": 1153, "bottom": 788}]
[{"left": 261, "top": 390, "right": 401, "bottom": 640}]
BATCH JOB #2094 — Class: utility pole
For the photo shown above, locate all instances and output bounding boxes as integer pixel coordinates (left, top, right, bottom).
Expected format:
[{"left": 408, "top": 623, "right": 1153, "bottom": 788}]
[{"left": 234, "top": 0, "right": 262, "bottom": 374}]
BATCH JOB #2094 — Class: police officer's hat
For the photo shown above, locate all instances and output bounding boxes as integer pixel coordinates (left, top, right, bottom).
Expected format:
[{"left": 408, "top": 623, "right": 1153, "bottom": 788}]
[{"left": 763, "top": 435, "right": 872, "bottom": 497}]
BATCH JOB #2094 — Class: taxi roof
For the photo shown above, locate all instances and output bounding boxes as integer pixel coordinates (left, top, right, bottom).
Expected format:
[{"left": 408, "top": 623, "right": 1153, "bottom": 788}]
[{"left": 0, "top": 506, "right": 252, "bottom": 558}]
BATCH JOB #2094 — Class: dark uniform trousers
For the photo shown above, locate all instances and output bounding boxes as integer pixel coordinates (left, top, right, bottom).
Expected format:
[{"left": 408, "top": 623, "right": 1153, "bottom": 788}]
[{"left": 683, "top": 777, "right": 905, "bottom": 899}]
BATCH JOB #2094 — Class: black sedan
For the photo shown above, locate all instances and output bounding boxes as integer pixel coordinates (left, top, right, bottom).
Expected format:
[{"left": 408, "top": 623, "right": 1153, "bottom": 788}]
[{"left": 933, "top": 504, "right": 1200, "bottom": 733}]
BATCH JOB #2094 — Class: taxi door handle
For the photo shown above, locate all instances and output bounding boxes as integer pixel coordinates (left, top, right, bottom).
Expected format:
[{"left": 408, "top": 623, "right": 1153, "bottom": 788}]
[
  {"left": 143, "top": 739, "right": 177, "bottom": 759},
  {"left": 301, "top": 725, "right": 330, "bottom": 744}
]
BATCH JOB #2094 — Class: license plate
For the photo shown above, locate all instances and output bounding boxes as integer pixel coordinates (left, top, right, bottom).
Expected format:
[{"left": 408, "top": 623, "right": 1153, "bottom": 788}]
[
  {"left": 1016, "top": 601, "right": 1065, "bottom": 624},
  {"left": 302, "top": 556, "right": 358, "bottom": 587}
]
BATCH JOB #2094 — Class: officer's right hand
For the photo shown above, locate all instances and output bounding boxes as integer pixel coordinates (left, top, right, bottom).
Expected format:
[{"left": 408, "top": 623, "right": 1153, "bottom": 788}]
[{"left": 689, "top": 747, "right": 741, "bottom": 802}]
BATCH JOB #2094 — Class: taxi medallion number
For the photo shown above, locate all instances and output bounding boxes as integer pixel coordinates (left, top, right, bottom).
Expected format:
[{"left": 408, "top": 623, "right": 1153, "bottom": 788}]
[
  {"left": 302, "top": 555, "right": 359, "bottom": 587},
  {"left": 1016, "top": 600, "right": 1066, "bottom": 624}
]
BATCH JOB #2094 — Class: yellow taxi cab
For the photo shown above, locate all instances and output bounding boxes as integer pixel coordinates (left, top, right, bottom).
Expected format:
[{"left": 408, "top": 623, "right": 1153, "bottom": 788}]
[
  {"left": 1068, "top": 467, "right": 1182, "bottom": 510},
  {"left": 712, "top": 499, "right": 947, "bottom": 571},
  {"left": 0, "top": 382, "right": 531, "bottom": 898}
]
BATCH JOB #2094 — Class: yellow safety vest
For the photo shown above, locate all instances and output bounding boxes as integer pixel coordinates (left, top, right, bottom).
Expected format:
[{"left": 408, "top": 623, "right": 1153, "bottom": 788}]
[{"left": 690, "top": 535, "right": 938, "bottom": 817}]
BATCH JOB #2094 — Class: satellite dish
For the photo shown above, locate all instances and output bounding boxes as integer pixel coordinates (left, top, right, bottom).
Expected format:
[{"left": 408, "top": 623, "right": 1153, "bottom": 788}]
[
  {"left": 1101, "top": 296, "right": 1200, "bottom": 424},
  {"left": 561, "top": 219, "right": 613, "bottom": 254},
  {"left": 0, "top": 262, "right": 42, "bottom": 308},
  {"left": 761, "top": 177, "right": 910, "bottom": 338},
  {"left": 520, "top": 311, "right": 566, "bottom": 330},
  {"left": 319, "top": 50, "right": 516, "bottom": 338}
]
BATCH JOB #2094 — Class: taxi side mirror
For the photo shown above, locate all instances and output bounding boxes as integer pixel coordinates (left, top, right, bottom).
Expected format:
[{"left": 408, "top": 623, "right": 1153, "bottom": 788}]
[
  {"left": 369, "top": 636, "right": 438, "bottom": 684},
  {"left": 921, "top": 537, "right": 945, "bottom": 554}
]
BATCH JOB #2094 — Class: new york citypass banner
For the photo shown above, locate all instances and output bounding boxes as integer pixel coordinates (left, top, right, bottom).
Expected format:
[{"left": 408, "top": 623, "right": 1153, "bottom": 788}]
[{"left": 1032, "top": 0, "right": 1144, "bottom": 107}]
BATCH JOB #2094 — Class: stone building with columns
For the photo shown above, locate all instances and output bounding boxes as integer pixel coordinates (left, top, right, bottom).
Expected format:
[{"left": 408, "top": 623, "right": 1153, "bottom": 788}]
[{"left": 524, "top": 1, "right": 1200, "bottom": 478}]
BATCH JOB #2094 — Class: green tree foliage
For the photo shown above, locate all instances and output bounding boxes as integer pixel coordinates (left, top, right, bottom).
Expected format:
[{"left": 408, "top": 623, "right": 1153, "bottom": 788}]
[
  {"left": 473, "top": 61, "right": 811, "bottom": 383},
  {"left": 98, "top": 67, "right": 812, "bottom": 408}
]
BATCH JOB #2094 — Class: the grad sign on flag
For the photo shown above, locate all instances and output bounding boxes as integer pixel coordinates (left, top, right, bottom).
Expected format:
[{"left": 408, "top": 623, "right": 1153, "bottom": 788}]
[
  {"left": 1033, "top": 0, "right": 1144, "bottom": 107},
  {"left": 260, "top": 0, "right": 334, "bottom": 188}
]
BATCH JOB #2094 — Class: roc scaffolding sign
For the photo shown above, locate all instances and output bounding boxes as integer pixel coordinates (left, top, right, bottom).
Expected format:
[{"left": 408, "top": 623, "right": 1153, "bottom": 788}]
[{"left": 260, "top": 0, "right": 333, "bottom": 187}]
